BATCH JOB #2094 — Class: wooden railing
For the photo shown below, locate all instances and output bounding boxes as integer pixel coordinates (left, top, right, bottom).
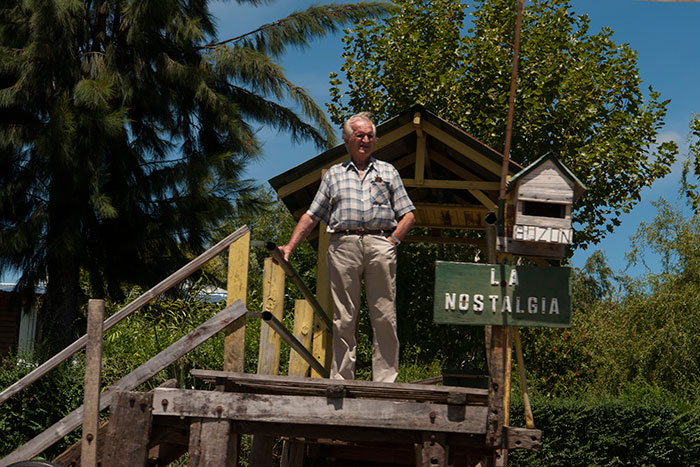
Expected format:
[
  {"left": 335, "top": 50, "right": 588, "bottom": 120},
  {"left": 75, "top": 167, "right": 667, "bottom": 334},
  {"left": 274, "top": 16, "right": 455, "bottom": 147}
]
[
  {"left": 0, "top": 225, "right": 251, "bottom": 406},
  {"left": 0, "top": 223, "right": 337, "bottom": 463}
]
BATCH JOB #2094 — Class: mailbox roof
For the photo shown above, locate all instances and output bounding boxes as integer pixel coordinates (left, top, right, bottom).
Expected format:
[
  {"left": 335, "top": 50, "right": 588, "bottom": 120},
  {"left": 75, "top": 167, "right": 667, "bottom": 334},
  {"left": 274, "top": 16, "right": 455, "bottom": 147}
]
[{"left": 507, "top": 153, "right": 586, "bottom": 202}]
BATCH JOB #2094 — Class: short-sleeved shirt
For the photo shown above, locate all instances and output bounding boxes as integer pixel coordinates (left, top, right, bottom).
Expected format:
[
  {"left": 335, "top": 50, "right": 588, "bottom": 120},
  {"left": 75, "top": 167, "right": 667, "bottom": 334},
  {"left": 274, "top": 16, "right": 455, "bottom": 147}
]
[{"left": 306, "top": 157, "right": 415, "bottom": 231}]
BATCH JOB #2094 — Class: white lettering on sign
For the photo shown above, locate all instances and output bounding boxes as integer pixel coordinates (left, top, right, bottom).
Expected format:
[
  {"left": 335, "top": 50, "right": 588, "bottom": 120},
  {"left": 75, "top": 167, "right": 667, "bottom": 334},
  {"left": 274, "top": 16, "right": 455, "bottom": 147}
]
[
  {"left": 444, "top": 294, "right": 561, "bottom": 314},
  {"left": 474, "top": 294, "right": 484, "bottom": 311},
  {"left": 513, "top": 224, "right": 572, "bottom": 244},
  {"left": 489, "top": 295, "right": 499, "bottom": 312},
  {"left": 490, "top": 268, "right": 519, "bottom": 286},
  {"left": 509, "top": 269, "right": 519, "bottom": 285}
]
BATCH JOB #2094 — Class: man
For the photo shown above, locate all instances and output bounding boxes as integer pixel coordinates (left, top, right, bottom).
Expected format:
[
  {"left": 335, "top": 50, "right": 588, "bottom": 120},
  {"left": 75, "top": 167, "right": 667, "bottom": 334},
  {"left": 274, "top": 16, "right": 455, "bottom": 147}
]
[{"left": 279, "top": 113, "right": 415, "bottom": 382}]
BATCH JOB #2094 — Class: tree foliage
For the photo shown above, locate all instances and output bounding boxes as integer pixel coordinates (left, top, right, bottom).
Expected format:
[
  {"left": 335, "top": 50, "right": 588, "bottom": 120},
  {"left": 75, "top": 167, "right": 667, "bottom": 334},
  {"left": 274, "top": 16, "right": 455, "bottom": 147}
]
[
  {"left": 521, "top": 200, "right": 700, "bottom": 398},
  {"left": 0, "top": 0, "right": 393, "bottom": 351},
  {"left": 681, "top": 114, "right": 700, "bottom": 212},
  {"left": 328, "top": 0, "right": 677, "bottom": 249}
]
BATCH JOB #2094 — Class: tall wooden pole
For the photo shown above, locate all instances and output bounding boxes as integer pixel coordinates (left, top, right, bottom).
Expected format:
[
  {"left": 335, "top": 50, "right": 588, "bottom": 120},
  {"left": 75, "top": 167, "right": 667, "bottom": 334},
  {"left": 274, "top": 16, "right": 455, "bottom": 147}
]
[
  {"left": 492, "top": 2, "right": 525, "bottom": 466},
  {"left": 81, "top": 299, "right": 104, "bottom": 467}
]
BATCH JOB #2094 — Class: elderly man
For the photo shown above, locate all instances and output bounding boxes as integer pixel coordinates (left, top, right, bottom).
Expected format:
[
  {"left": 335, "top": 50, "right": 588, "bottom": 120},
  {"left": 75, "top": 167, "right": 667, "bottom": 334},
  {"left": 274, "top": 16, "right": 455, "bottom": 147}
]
[{"left": 280, "top": 113, "right": 415, "bottom": 382}]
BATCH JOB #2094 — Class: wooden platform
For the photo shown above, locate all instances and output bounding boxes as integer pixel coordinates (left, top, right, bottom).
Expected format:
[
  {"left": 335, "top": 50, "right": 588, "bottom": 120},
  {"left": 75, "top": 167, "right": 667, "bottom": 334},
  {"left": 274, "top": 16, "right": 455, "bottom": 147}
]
[{"left": 59, "top": 370, "right": 539, "bottom": 466}]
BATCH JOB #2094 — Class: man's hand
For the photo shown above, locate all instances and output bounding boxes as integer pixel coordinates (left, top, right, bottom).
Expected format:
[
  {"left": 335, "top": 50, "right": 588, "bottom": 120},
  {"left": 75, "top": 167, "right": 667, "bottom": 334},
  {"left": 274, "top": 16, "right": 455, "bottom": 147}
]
[
  {"left": 277, "top": 213, "right": 320, "bottom": 263},
  {"left": 278, "top": 244, "right": 294, "bottom": 262}
]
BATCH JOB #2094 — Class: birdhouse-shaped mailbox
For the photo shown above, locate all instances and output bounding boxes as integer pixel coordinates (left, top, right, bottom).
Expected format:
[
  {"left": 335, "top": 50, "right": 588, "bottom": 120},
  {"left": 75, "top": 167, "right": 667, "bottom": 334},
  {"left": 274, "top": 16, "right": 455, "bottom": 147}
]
[{"left": 499, "top": 154, "right": 586, "bottom": 259}]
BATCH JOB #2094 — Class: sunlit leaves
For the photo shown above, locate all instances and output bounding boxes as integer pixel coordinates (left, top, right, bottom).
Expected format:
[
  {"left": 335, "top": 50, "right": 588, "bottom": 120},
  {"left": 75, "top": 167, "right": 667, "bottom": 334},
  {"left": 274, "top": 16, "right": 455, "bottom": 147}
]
[{"left": 329, "top": 0, "right": 677, "bottom": 249}]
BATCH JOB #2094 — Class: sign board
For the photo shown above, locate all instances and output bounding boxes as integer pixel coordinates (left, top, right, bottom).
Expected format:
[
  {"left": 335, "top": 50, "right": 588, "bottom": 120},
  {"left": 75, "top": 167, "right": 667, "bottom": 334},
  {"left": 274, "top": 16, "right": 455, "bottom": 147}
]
[
  {"left": 512, "top": 224, "right": 572, "bottom": 244},
  {"left": 433, "top": 261, "right": 572, "bottom": 328}
]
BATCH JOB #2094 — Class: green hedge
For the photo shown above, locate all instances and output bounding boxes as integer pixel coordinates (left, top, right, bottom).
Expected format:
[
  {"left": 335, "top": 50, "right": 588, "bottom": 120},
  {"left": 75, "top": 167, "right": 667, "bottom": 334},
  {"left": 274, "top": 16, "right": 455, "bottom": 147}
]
[{"left": 509, "top": 393, "right": 700, "bottom": 466}]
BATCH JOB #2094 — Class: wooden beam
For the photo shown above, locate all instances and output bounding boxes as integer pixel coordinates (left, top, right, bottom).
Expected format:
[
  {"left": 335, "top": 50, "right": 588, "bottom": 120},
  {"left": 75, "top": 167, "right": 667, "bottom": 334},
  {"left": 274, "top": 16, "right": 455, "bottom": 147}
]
[
  {"left": 0, "top": 225, "right": 250, "bottom": 406},
  {"left": 422, "top": 120, "right": 503, "bottom": 176},
  {"left": 415, "top": 135, "right": 427, "bottom": 185},
  {"left": 403, "top": 179, "right": 500, "bottom": 190},
  {"left": 403, "top": 236, "right": 485, "bottom": 247},
  {"left": 254, "top": 311, "right": 329, "bottom": 378},
  {"left": 0, "top": 302, "right": 248, "bottom": 466},
  {"left": 414, "top": 111, "right": 426, "bottom": 185},
  {"left": 393, "top": 152, "right": 416, "bottom": 171},
  {"left": 224, "top": 230, "right": 250, "bottom": 373},
  {"left": 81, "top": 299, "right": 104, "bottom": 467},
  {"left": 429, "top": 151, "right": 497, "bottom": 210},
  {"left": 276, "top": 122, "right": 416, "bottom": 199},
  {"left": 151, "top": 388, "right": 489, "bottom": 434},
  {"left": 430, "top": 151, "right": 481, "bottom": 182},
  {"left": 189, "top": 370, "right": 488, "bottom": 405}
]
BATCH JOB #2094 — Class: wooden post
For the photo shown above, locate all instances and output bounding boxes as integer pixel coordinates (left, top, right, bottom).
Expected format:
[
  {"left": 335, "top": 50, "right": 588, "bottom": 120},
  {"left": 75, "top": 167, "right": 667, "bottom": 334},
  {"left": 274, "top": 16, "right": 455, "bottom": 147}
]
[
  {"left": 220, "top": 231, "right": 249, "bottom": 467},
  {"left": 421, "top": 432, "right": 447, "bottom": 467},
  {"left": 281, "top": 299, "right": 314, "bottom": 467},
  {"left": 103, "top": 391, "right": 152, "bottom": 467},
  {"left": 312, "top": 222, "right": 333, "bottom": 378},
  {"left": 189, "top": 418, "right": 237, "bottom": 467},
  {"left": 414, "top": 111, "right": 426, "bottom": 185},
  {"left": 281, "top": 439, "right": 304, "bottom": 467},
  {"left": 484, "top": 217, "right": 510, "bottom": 462},
  {"left": 252, "top": 257, "right": 285, "bottom": 464},
  {"left": 288, "top": 299, "right": 314, "bottom": 377},
  {"left": 81, "top": 299, "right": 104, "bottom": 467},
  {"left": 513, "top": 328, "right": 535, "bottom": 429},
  {"left": 225, "top": 230, "right": 250, "bottom": 373},
  {"left": 257, "top": 257, "right": 286, "bottom": 375}
]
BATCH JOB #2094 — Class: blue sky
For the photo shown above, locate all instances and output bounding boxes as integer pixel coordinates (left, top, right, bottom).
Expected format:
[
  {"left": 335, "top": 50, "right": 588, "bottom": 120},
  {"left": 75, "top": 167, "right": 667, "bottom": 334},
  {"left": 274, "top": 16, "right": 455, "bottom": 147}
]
[{"left": 210, "top": 0, "right": 700, "bottom": 277}]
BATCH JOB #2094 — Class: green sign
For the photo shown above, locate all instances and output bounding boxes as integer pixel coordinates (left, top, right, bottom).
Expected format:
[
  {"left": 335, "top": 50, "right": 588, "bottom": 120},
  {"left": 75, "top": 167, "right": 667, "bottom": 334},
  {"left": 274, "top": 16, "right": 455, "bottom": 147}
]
[{"left": 433, "top": 261, "right": 572, "bottom": 328}]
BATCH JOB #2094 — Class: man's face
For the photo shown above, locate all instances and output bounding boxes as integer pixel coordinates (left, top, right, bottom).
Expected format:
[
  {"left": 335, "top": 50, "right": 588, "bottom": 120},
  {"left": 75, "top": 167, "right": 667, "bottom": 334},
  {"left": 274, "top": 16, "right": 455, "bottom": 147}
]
[{"left": 344, "top": 119, "right": 375, "bottom": 160}]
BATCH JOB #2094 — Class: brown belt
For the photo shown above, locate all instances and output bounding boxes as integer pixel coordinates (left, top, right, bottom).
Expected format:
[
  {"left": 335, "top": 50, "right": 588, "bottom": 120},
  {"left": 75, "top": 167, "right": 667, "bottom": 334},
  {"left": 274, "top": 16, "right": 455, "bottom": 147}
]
[{"left": 334, "top": 229, "right": 390, "bottom": 236}]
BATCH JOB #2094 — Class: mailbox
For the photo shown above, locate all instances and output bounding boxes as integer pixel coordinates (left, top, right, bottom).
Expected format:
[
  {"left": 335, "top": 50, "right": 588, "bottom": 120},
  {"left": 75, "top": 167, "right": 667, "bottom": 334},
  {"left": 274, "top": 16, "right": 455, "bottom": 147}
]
[{"left": 499, "top": 154, "right": 585, "bottom": 259}]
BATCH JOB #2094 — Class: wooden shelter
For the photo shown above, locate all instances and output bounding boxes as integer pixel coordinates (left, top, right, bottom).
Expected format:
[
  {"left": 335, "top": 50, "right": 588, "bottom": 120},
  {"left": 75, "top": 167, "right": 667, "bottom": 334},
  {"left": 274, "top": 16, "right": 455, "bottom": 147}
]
[
  {"left": 268, "top": 103, "right": 525, "bottom": 379},
  {"left": 269, "top": 103, "right": 523, "bottom": 239}
]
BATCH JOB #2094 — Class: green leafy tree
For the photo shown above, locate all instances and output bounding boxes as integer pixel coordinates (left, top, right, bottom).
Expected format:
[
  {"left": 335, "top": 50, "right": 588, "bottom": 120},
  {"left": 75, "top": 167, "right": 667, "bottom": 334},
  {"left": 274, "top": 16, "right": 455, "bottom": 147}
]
[
  {"left": 328, "top": 0, "right": 677, "bottom": 248},
  {"left": 521, "top": 201, "right": 700, "bottom": 398},
  {"left": 681, "top": 114, "right": 700, "bottom": 211},
  {"left": 0, "top": 0, "right": 393, "bottom": 351}
]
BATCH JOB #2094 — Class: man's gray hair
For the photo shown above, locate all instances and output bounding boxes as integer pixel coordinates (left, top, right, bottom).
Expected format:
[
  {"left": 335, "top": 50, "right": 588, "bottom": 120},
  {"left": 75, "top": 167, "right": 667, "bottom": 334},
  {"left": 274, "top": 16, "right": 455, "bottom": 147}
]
[{"left": 342, "top": 112, "right": 376, "bottom": 140}]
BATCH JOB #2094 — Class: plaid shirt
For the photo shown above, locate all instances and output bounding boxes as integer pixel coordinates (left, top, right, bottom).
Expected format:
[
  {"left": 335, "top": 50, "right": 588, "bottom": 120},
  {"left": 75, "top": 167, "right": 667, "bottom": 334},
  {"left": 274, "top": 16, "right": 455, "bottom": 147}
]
[{"left": 307, "top": 157, "right": 415, "bottom": 231}]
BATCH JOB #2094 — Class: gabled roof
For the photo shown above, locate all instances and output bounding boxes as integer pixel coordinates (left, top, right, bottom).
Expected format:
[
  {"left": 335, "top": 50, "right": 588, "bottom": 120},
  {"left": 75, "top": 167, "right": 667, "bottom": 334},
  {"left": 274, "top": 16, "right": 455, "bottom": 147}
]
[
  {"left": 269, "top": 104, "right": 523, "bottom": 232},
  {"left": 507, "top": 153, "right": 586, "bottom": 202}
]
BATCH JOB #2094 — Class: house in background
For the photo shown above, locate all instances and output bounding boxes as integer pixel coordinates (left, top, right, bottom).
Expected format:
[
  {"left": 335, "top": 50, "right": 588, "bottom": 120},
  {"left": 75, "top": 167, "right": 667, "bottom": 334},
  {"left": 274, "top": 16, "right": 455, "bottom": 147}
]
[{"left": 0, "top": 283, "right": 44, "bottom": 356}]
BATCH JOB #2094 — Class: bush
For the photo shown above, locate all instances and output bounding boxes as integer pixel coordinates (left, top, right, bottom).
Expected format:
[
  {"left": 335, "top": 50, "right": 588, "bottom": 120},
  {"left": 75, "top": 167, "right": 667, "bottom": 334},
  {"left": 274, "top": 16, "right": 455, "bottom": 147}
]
[
  {"left": 0, "top": 352, "right": 84, "bottom": 458},
  {"left": 509, "top": 389, "right": 700, "bottom": 466}
]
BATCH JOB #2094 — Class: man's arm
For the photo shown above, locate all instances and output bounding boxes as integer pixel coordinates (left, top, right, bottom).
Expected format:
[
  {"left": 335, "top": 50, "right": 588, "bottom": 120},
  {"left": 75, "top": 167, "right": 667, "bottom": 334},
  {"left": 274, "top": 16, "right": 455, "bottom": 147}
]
[
  {"left": 388, "top": 211, "right": 415, "bottom": 245},
  {"left": 279, "top": 213, "right": 320, "bottom": 261}
]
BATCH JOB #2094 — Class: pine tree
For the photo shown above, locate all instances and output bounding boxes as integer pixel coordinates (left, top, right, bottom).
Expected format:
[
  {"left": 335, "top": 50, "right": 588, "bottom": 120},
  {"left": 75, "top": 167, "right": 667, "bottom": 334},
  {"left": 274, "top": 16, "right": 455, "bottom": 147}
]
[{"left": 0, "top": 0, "right": 394, "bottom": 352}]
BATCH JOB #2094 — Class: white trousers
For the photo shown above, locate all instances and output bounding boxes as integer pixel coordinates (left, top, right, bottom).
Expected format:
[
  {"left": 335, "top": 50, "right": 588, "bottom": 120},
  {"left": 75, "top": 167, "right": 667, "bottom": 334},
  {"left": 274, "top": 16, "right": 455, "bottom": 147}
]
[{"left": 326, "top": 234, "right": 399, "bottom": 382}]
